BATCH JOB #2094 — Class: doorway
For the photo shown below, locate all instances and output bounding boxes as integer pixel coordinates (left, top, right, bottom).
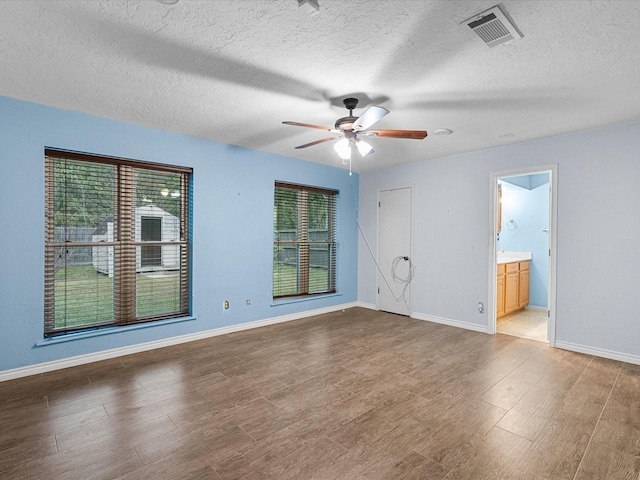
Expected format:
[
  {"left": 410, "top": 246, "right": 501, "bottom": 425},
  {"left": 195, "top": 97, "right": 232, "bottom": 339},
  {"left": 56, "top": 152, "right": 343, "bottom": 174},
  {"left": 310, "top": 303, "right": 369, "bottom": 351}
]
[
  {"left": 490, "top": 166, "right": 557, "bottom": 346},
  {"left": 377, "top": 187, "right": 412, "bottom": 316}
]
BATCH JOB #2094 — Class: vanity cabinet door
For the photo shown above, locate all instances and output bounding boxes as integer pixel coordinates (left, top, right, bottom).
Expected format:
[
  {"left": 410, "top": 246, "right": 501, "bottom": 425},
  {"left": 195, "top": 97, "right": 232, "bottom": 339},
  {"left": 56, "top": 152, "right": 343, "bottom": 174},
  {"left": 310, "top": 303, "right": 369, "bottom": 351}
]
[
  {"left": 504, "top": 263, "right": 519, "bottom": 314},
  {"left": 504, "top": 273, "right": 519, "bottom": 314},
  {"left": 498, "top": 261, "right": 530, "bottom": 318}
]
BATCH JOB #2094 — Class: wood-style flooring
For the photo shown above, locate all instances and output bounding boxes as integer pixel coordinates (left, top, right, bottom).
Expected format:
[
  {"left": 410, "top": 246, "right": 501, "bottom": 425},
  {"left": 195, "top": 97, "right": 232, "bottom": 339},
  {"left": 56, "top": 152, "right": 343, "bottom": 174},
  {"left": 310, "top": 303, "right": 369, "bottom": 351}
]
[{"left": 1, "top": 307, "right": 639, "bottom": 479}]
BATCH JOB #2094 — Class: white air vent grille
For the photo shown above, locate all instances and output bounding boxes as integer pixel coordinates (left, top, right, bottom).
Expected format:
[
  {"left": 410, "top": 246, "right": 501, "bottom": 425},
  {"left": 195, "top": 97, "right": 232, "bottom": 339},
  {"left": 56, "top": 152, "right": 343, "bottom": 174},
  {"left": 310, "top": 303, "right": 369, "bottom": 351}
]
[{"left": 462, "top": 5, "right": 522, "bottom": 48}]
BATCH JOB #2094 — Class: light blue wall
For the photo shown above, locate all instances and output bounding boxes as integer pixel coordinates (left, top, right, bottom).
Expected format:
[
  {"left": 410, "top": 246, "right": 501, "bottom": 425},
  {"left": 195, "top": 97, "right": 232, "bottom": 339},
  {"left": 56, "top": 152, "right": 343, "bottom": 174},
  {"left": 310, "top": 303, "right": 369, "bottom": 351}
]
[
  {"left": 498, "top": 179, "right": 549, "bottom": 308},
  {"left": 0, "top": 96, "right": 359, "bottom": 372}
]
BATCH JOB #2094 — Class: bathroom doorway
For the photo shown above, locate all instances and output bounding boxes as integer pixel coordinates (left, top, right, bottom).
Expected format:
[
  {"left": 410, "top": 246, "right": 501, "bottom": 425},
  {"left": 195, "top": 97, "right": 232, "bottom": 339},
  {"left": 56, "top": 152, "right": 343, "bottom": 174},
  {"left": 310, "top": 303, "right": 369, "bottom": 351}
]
[{"left": 490, "top": 166, "right": 557, "bottom": 346}]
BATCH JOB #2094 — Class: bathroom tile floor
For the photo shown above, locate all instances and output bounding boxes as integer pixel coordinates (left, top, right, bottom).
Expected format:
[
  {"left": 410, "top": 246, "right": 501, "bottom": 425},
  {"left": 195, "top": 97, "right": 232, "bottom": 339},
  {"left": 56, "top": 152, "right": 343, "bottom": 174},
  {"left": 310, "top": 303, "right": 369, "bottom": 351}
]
[{"left": 497, "top": 308, "right": 548, "bottom": 343}]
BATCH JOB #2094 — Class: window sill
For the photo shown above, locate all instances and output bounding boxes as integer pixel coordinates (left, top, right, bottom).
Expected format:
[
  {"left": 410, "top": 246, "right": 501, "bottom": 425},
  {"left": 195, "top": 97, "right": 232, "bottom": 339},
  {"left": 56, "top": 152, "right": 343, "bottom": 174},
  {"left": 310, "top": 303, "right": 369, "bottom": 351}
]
[
  {"left": 35, "top": 316, "right": 197, "bottom": 347},
  {"left": 271, "top": 292, "right": 342, "bottom": 307}
]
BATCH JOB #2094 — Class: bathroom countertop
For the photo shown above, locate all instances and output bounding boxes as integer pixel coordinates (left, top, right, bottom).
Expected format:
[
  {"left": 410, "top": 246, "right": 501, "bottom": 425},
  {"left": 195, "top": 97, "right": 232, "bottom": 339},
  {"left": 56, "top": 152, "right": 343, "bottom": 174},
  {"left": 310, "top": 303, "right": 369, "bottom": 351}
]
[{"left": 497, "top": 251, "right": 532, "bottom": 264}]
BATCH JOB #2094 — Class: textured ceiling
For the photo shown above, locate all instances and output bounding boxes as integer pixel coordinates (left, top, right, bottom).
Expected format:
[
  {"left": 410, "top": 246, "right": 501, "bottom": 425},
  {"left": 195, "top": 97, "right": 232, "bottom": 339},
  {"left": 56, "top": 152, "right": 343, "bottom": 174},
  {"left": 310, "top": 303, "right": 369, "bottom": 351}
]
[{"left": 1, "top": 0, "right": 640, "bottom": 172}]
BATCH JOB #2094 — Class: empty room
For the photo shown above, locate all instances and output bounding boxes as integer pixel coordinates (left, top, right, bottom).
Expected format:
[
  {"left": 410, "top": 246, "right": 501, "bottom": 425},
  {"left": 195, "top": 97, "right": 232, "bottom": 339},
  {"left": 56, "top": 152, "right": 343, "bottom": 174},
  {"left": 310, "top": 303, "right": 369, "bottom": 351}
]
[{"left": 1, "top": 1, "right": 640, "bottom": 478}]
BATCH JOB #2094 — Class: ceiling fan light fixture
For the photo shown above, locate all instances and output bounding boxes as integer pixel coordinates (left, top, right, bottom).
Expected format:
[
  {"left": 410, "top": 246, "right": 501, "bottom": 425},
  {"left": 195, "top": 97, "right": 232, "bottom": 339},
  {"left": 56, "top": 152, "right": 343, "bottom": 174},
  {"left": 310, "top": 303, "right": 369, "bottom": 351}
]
[
  {"left": 356, "top": 140, "right": 374, "bottom": 157},
  {"left": 334, "top": 138, "right": 351, "bottom": 160}
]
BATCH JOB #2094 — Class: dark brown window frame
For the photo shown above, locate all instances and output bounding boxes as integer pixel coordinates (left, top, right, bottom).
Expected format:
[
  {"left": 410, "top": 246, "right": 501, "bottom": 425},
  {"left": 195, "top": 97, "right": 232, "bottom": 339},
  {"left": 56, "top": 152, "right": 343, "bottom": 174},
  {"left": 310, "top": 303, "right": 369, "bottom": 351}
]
[
  {"left": 44, "top": 149, "right": 192, "bottom": 337},
  {"left": 273, "top": 182, "right": 337, "bottom": 299}
]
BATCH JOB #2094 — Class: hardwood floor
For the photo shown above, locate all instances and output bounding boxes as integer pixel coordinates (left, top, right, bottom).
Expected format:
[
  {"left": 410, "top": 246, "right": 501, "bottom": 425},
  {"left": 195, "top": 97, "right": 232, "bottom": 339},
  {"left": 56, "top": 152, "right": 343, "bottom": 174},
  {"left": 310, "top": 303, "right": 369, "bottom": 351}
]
[{"left": 1, "top": 307, "right": 639, "bottom": 479}]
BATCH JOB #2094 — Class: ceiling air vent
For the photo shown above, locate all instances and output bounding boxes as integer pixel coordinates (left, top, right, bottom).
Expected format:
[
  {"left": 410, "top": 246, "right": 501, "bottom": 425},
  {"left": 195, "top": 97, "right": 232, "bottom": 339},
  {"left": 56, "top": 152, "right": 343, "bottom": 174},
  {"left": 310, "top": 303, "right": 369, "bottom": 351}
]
[{"left": 462, "top": 5, "right": 522, "bottom": 48}]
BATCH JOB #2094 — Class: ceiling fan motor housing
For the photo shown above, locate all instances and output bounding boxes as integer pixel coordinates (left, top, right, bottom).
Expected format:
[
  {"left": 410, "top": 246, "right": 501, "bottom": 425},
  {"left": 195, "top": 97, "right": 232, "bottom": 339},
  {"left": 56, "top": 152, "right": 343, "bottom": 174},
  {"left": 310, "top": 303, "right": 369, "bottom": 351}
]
[
  {"left": 335, "top": 116, "right": 358, "bottom": 131},
  {"left": 335, "top": 98, "right": 360, "bottom": 130}
]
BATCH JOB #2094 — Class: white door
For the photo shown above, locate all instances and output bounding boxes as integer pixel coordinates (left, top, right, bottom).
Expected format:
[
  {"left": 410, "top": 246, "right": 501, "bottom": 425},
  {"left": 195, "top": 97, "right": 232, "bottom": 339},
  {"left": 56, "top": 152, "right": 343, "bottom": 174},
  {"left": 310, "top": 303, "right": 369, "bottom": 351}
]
[{"left": 377, "top": 187, "right": 412, "bottom": 316}]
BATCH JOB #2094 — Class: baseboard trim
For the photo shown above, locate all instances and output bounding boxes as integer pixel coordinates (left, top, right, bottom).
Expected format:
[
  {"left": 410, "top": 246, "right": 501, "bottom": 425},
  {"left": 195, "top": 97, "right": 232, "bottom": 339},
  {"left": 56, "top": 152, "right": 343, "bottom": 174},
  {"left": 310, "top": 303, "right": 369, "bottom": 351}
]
[
  {"left": 0, "top": 301, "right": 359, "bottom": 382},
  {"left": 411, "top": 312, "right": 489, "bottom": 334},
  {"left": 525, "top": 305, "right": 547, "bottom": 312},
  {"left": 355, "top": 301, "right": 377, "bottom": 310},
  {"left": 554, "top": 340, "right": 640, "bottom": 366}
]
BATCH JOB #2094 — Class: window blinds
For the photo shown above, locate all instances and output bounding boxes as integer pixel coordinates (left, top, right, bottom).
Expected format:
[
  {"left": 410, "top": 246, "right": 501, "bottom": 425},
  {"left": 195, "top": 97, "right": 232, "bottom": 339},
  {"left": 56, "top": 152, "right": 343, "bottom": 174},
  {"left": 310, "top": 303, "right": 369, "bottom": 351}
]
[
  {"left": 273, "top": 182, "right": 337, "bottom": 298},
  {"left": 44, "top": 150, "right": 191, "bottom": 336}
]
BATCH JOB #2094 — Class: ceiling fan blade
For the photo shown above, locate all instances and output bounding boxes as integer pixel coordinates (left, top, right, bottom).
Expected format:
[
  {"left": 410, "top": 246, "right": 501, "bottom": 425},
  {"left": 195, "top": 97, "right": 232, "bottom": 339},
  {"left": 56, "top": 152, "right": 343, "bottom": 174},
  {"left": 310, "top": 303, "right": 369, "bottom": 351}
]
[
  {"left": 366, "top": 129, "right": 428, "bottom": 139},
  {"left": 283, "top": 121, "right": 337, "bottom": 132},
  {"left": 352, "top": 106, "right": 389, "bottom": 131},
  {"left": 294, "top": 137, "right": 338, "bottom": 149}
]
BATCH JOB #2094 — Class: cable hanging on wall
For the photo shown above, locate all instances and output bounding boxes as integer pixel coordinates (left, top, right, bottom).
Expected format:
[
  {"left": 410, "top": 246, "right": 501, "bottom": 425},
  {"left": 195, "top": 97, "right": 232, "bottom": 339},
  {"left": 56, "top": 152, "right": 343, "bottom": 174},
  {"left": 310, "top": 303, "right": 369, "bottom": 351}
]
[
  {"left": 351, "top": 181, "right": 415, "bottom": 310},
  {"left": 357, "top": 217, "right": 415, "bottom": 307},
  {"left": 391, "top": 255, "right": 414, "bottom": 307}
]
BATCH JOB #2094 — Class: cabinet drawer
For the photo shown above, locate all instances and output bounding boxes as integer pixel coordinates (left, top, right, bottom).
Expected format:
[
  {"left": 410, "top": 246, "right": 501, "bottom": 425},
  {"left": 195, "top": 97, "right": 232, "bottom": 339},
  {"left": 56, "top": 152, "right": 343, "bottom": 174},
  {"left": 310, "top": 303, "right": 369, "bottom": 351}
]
[
  {"left": 505, "top": 263, "right": 519, "bottom": 273},
  {"left": 497, "top": 264, "right": 506, "bottom": 275},
  {"left": 519, "top": 261, "right": 530, "bottom": 271}
]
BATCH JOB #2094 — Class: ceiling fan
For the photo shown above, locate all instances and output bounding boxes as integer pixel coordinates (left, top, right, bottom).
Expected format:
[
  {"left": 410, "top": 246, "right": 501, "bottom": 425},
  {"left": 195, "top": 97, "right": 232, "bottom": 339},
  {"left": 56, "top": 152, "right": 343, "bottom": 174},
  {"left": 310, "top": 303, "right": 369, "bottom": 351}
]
[{"left": 282, "top": 97, "right": 427, "bottom": 172}]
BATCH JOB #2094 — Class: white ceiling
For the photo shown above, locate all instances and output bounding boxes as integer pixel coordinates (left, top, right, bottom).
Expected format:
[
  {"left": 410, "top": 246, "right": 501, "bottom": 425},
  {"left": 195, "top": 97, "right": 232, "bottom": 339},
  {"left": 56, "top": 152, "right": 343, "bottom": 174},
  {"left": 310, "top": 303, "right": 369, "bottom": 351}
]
[{"left": 2, "top": 0, "right": 640, "bottom": 172}]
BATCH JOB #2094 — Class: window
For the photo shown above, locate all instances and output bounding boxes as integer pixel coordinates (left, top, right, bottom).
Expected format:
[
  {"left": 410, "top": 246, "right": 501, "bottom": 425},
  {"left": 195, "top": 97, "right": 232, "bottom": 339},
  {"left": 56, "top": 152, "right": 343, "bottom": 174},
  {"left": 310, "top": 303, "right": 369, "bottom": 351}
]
[
  {"left": 44, "top": 149, "right": 192, "bottom": 337},
  {"left": 273, "top": 182, "right": 337, "bottom": 299}
]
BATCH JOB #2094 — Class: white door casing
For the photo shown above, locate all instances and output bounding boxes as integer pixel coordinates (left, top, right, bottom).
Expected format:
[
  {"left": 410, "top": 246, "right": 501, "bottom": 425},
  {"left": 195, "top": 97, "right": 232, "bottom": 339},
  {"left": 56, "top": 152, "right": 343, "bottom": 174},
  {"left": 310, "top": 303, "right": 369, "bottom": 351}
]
[{"left": 489, "top": 165, "right": 557, "bottom": 346}]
